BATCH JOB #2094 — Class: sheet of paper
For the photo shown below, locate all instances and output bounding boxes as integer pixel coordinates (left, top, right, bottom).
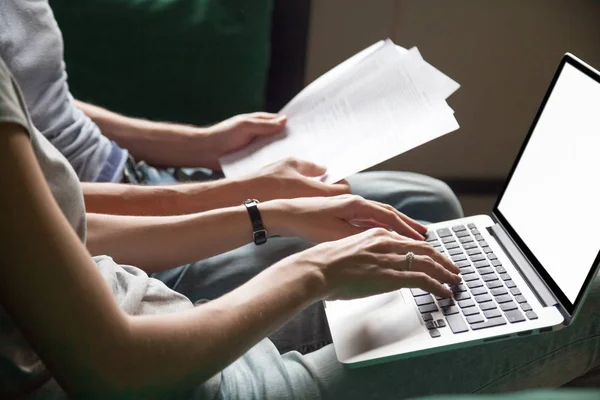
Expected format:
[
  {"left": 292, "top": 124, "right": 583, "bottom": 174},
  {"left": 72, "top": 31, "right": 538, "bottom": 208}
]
[{"left": 220, "top": 46, "right": 459, "bottom": 183}]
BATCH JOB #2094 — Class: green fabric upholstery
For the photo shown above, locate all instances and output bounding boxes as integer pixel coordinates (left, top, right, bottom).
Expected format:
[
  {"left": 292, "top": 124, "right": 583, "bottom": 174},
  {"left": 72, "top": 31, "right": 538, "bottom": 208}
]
[
  {"left": 414, "top": 389, "right": 600, "bottom": 400},
  {"left": 50, "top": 0, "right": 273, "bottom": 125}
]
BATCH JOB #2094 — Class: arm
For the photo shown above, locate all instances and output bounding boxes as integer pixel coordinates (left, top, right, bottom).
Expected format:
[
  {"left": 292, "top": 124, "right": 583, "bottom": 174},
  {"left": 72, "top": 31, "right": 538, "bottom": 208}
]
[
  {"left": 1, "top": 122, "right": 458, "bottom": 399},
  {"left": 0, "top": 121, "right": 321, "bottom": 398},
  {"left": 74, "top": 100, "right": 285, "bottom": 170},
  {"left": 82, "top": 158, "right": 351, "bottom": 216}
]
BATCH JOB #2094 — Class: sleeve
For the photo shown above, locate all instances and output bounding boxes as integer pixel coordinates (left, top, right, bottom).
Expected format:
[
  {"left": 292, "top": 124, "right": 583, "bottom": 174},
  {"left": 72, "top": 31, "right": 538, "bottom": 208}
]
[{"left": 0, "top": 55, "right": 34, "bottom": 138}]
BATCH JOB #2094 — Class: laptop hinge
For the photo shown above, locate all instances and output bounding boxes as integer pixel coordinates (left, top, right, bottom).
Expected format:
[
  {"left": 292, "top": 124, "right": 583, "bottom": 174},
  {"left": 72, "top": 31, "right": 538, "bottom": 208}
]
[{"left": 487, "top": 223, "right": 558, "bottom": 309}]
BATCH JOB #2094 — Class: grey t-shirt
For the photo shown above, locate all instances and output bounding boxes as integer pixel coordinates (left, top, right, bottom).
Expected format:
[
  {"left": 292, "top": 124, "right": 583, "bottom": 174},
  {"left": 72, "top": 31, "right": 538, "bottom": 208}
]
[
  {"left": 0, "top": 0, "right": 127, "bottom": 182},
  {"left": 0, "top": 57, "right": 212, "bottom": 398}
]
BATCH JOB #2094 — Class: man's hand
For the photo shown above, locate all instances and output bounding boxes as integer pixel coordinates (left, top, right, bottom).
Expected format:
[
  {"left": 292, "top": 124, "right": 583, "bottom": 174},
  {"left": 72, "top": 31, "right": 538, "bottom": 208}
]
[
  {"left": 240, "top": 157, "right": 351, "bottom": 201},
  {"left": 262, "top": 194, "right": 428, "bottom": 243},
  {"left": 202, "top": 112, "right": 287, "bottom": 170}
]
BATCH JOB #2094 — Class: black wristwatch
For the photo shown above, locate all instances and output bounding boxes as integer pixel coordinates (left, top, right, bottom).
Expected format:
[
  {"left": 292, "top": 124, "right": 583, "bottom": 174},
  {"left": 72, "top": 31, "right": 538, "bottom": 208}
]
[{"left": 243, "top": 199, "right": 267, "bottom": 245}]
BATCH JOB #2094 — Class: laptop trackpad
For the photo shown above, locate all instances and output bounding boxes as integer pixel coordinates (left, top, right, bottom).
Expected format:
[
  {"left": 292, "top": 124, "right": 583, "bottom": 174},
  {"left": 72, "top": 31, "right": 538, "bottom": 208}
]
[{"left": 328, "top": 290, "right": 423, "bottom": 360}]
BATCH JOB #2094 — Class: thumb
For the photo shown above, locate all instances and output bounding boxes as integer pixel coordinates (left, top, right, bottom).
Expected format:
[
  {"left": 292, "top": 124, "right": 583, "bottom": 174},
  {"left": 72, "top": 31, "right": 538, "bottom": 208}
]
[
  {"left": 290, "top": 159, "right": 328, "bottom": 177},
  {"left": 245, "top": 115, "right": 287, "bottom": 137}
]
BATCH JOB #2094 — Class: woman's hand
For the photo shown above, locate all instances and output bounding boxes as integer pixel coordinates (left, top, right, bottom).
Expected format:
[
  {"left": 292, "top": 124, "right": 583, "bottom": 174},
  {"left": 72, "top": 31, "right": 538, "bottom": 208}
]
[
  {"left": 262, "top": 194, "right": 428, "bottom": 243},
  {"left": 277, "top": 228, "right": 461, "bottom": 301},
  {"left": 240, "top": 157, "right": 351, "bottom": 201}
]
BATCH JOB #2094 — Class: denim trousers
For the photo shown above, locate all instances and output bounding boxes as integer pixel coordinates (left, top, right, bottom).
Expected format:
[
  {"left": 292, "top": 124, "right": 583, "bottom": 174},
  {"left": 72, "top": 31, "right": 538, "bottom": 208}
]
[{"left": 130, "top": 165, "right": 600, "bottom": 399}]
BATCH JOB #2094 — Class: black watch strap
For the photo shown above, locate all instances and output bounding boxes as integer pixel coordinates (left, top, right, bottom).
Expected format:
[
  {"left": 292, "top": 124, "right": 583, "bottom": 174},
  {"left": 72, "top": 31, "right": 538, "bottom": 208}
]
[{"left": 243, "top": 199, "right": 267, "bottom": 245}]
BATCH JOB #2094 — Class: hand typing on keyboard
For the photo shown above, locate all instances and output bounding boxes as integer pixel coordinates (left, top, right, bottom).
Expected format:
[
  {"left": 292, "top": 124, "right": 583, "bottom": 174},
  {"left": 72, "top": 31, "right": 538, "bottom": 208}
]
[{"left": 286, "top": 227, "right": 461, "bottom": 302}]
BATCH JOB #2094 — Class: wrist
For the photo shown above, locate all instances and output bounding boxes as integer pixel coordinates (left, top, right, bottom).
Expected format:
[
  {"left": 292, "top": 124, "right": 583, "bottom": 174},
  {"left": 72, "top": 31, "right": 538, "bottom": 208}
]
[{"left": 256, "top": 199, "right": 294, "bottom": 238}]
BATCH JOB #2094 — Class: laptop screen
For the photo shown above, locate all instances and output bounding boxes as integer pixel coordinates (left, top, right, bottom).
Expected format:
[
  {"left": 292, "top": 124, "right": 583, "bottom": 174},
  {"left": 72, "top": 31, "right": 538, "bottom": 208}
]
[{"left": 495, "top": 56, "right": 600, "bottom": 314}]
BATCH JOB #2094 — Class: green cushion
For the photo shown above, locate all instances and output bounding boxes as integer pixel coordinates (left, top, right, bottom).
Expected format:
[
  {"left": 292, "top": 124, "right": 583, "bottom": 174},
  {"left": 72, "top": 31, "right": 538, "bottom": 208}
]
[
  {"left": 413, "top": 389, "right": 600, "bottom": 400},
  {"left": 50, "top": 0, "right": 273, "bottom": 125}
]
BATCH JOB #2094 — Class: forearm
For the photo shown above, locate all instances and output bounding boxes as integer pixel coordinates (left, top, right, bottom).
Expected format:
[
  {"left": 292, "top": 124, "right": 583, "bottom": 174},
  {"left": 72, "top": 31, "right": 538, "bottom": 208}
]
[
  {"left": 82, "top": 179, "right": 252, "bottom": 216},
  {"left": 86, "top": 202, "right": 285, "bottom": 272},
  {"left": 123, "top": 259, "right": 323, "bottom": 398},
  {"left": 74, "top": 100, "right": 212, "bottom": 167}
]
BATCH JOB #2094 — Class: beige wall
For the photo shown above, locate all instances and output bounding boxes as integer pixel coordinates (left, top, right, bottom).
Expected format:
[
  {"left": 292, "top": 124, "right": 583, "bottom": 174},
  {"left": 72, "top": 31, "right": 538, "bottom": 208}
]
[{"left": 305, "top": 0, "right": 600, "bottom": 179}]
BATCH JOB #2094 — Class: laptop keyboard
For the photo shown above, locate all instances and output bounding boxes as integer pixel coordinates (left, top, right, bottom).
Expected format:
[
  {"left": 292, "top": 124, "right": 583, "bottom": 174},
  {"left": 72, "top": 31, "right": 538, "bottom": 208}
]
[{"left": 412, "top": 223, "right": 539, "bottom": 338}]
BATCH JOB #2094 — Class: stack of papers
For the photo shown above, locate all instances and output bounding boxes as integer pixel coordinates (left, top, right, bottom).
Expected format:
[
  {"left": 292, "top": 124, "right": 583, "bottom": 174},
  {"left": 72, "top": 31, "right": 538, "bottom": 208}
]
[{"left": 220, "top": 39, "right": 460, "bottom": 184}]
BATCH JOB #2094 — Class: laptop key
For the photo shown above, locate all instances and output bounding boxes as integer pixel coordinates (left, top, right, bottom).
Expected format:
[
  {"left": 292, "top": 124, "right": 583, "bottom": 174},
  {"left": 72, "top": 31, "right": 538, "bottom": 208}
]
[
  {"left": 467, "top": 223, "right": 476, "bottom": 229},
  {"left": 452, "top": 225, "right": 467, "bottom": 232},
  {"left": 428, "top": 239, "right": 441, "bottom": 247},
  {"left": 505, "top": 280, "right": 517, "bottom": 288},
  {"left": 467, "top": 248, "right": 481, "bottom": 256},
  {"left": 521, "top": 302, "right": 532, "bottom": 312},
  {"left": 448, "top": 248, "right": 464, "bottom": 256},
  {"left": 467, "top": 280, "right": 484, "bottom": 289},
  {"left": 474, "top": 234, "right": 484, "bottom": 241},
  {"left": 456, "top": 260, "right": 471, "bottom": 268},
  {"left": 471, "top": 287, "right": 488, "bottom": 296},
  {"left": 500, "top": 301, "right": 518, "bottom": 311},
  {"left": 458, "top": 299, "right": 475, "bottom": 308},
  {"left": 419, "top": 304, "right": 438, "bottom": 313},
  {"left": 482, "top": 274, "right": 499, "bottom": 283},
  {"left": 459, "top": 236, "right": 474, "bottom": 244},
  {"left": 495, "top": 294, "right": 513, "bottom": 303},
  {"left": 452, "top": 254, "right": 468, "bottom": 263},
  {"left": 442, "top": 236, "right": 457, "bottom": 244},
  {"left": 467, "top": 314, "right": 485, "bottom": 324},
  {"left": 425, "top": 320, "right": 436, "bottom": 329},
  {"left": 504, "top": 309, "right": 526, "bottom": 323},
  {"left": 470, "top": 254, "right": 486, "bottom": 262},
  {"left": 525, "top": 310, "right": 538, "bottom": 320},
  {"left": 454, "top": 292, "right": 471, "bottom": 301},
  {"left": 488, "top": 253, "right": 498, "bottom": 260},
  {"left": 510, "top": 288, "right": 522, "bottom": 296},
  {"left": 429, "top": 328, "right": 441, "bottom": 338},
  {"left": 479, "top": 301, "right": 497, "bottom": 311},
  {"left": 464, "top": 243, "right": 479, "bottom": 250},
  {"left": 484, "top": 309, "right": 502, "bottom": 319},
  {"left": 479, "top": 240, "right": 489, "bottom": 247},
  {"left": 481, "top": 246, "right": 493, "bottom": 254},
  {"left": 475, "top": 293, "right": 492, "bottom": 303},
  {"left": 442, "top": 306, "right": 460, "bottom": 315},
  {"left": 411, "top": 288, "right": 430, "bottom": 297},
  {"left": 491, "top": 287, "right": 509, "bottom": 296},
  {"left": 496, "top": 266, "right": 507, "bottom": 274},
  {"left": 422, "top": 313, "right": 433, "bottom": 322},
  {"left": 478, "top": 267, "right": 495, "bottom": 275},
  {"left": 499, "top": 273, "right": 512, "bottom": 281},
  {"left": 415, "top": 295, "right": 435, "bottom": 306},
  {"left": 486, "top": 280, "right": 504, "bottom": 289},
  {"left": 462, "top": 273, "right": 479, "bottom": 282},
  {"left": 445, "top": 242, "right": 460, "bottom": 250},
  {"left": 470, "top": 316, "right": 507, "bottom": 330},
  {"left": 515, "top": 295, "right": 527, "bottom": 303},
  {"left": 450, "top": 284, "right": 467, "bottom": 293},
  {"left": 456, "top": 230, "right": 471, "bottom": 238},
  {"left": 462, "top": 306, "right": 480, "bottom": 316},
  {"left": 491, "top": 260, "right": 502, "bottom": 267},
  {"left": 474, "top": 260, "right": 491, "bottom": 269},
  {"left": 436, "top": 319, "right": 447, "bottom": 328},
  {"left": 437, "top": 228, "right": 453, "bottom": 238},
  {"left": 437, "top": 298, "right": 454, "bottom": 308},
  {"left": 446, "top": 313, "right": 469, "bottom": 333}
]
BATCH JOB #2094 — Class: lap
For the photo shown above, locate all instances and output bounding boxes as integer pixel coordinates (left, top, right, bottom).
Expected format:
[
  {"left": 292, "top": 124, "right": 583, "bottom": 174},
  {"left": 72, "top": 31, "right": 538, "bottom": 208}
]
[{"left": 219, "top": 272, "right": 600, "bottom": 399}]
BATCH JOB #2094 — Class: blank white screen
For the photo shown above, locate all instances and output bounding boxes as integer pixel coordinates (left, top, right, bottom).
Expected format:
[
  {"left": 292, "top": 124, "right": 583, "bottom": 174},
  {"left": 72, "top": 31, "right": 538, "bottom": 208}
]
[{"left": 498, "top": 63, "right": 600, "bottom": 303}]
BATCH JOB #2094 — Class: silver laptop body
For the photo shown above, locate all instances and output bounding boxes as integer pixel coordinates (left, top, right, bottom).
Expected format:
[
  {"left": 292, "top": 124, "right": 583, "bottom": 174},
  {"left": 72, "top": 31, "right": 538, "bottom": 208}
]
[{"left": 325, "top": 53, "right": 600, "bottom": 367}]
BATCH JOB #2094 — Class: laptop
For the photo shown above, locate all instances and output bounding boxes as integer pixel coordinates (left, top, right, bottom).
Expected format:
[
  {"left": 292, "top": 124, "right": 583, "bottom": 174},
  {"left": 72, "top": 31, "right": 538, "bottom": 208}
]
[{"left": 324, "top": 53, "right": 600, "bottom": 367}]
